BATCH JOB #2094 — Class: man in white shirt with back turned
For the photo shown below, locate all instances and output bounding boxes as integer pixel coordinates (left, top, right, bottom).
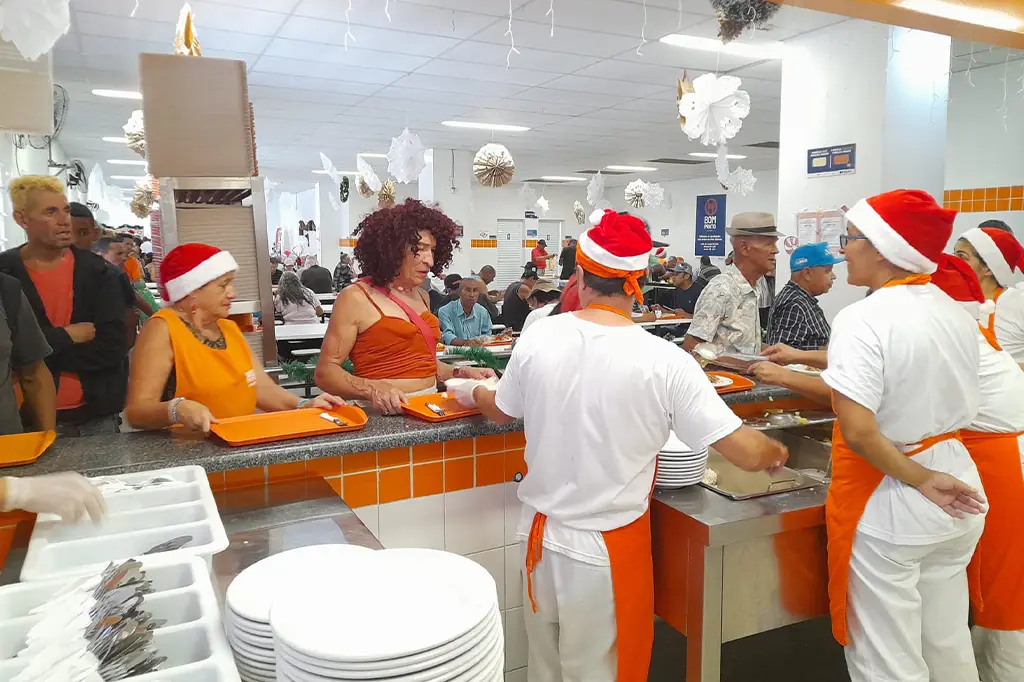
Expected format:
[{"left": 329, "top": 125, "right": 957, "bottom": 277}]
[
  {"left": 825, "top": 189, "right": 988, "bottom": 682},
  {"left": 449, "top": 208, "right": 789, "bottom": 682}
]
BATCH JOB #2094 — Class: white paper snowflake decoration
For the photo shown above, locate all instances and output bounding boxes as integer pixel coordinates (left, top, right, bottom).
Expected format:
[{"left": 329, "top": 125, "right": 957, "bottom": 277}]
[
  {"left": 645, "top": 182, "right": 665, "bottom": 208},
  {"left": 625, "top": 179, "right": 647, "bottom": 209},
  {"left": 715, "top": 145, "right": 731, "bottom": 185},
  {"left": 519, "top": 183, "right": 537, "bottom": 209},
  {"left": 586, "top": 172, "right": 605, "bottom": 208},
  {"left": 356, "top": 155, "right": 382, "bottom": 193},
  {"left": 535, "top": 196, "right": 550, "bottom": 217},
  {"left": 319, "top": 152, "right": 343, "bottom": 211},
  {"left": 386, "top": 128, "right": 427, "bottom": 184},
  {"left": 726, "top": 167, "right": 757, "bottom": 196},
  {"left": 0, "top": 0, "right": 71, "bottom": 61},
  {"left": 679, "top": 73, "right": 751, "bottom": 147}
]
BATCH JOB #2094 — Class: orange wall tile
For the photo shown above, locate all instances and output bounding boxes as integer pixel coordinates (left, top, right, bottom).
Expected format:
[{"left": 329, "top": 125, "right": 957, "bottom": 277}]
[
  {"left": 470, "top": 239, "right": 498, "bottom": 248},
  {"left": 268, "top": 461, "right": 306, "bottom": 482},
  {"left": 413, "top": 462, "right": 444, "bottom": 497},
  {"left": 326, "top": 476, "right": 343, "bottom": 497},
  {"left": 945, "top": 186, "right": 1024, "bottom": 213},
  {"left": 505, "top": 448, "right": 527, "bottom": 483},
  {"left": 207, "top": 471, "right": 225, "bottom": 491},
  {"left": 378, "top": 447, "right": 411, "bottom": 468},
  {"left": 476, "top": 453, "right": 504, "bottom": 487},
  {"left": 379, "top": 466, "right": 412, "bottom": 503},
  {"left": 445, "top": 458, "right": 474, "bottom": 492},
  {"left": 413, "top": 442, "right": 444, "bottom": 462},
  {"left": 343, "top": 451, "right": 377, "bottom": 473},
  {"left": 307, "top": 455, "right": 342, "bottom": 478},
  {"left": 225, "top": 467, "right": 266, "bottom": 489},
  {"left": 475, "top": 434, "right": 505, "bottom": 454},
  {"left": 343, "top": 471, "right": 378, "bottom": 507},
  {"left": 506, "top": 432, "right": 526, "bottom": 449},
  {"left": 338, "top": 238, "right": 358, "bottom": 247},
  {"left": 443, "top": 438, "right": 473, "bottom": 459}
]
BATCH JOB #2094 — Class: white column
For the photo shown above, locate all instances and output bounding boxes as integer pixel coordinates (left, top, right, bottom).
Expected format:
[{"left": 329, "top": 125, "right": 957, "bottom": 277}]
[
  {"left": 776, "top": 22, "right": 951, "bottom": 319},
  {"left": 420, "top": 148, "right": 474, "bottom": 276},
  {"left": 317, "top": 180, "right": 348, "bottom": 272}
]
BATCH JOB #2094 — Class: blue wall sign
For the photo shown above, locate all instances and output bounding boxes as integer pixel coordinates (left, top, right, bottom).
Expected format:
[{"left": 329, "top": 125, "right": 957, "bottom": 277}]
[
  {"left": 807, "top": 144, "right": 857, "bottom": 177},
  {"left": 694, "top": 194, "right": 727, "bottom": 257}
]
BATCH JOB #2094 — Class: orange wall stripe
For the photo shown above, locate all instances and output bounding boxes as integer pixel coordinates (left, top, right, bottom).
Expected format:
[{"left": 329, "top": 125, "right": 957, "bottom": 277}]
[{"left": 944, "top": 186, "right": 1024, "bottom": 213}]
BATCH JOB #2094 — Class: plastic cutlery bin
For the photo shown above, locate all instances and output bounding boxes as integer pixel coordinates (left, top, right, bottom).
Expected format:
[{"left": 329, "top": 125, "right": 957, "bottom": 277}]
[
  {"left": 0, "top": 556, "right": 240, "bottom": 681},
  {"left": 20, "top": 466, "right": 228, "bottom": 581}
]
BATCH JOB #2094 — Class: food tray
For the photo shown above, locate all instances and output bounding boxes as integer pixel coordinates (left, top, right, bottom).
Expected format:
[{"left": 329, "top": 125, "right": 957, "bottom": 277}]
[
  {"left": 401, "top": 393, "right": 480, "bottom": 423},
  {"left": 210, "top": 406, "right": 368, "bottom": 446},
  {"left": 0, "top": 556, "right": 240, "bottom": 681},
  {"left": 20, "top": 466, "right": 228, "bottom": 582},
  {"left": 0, "top": 431, "right": 56, "bottom": 468},
  {"left": 706, "top": 372, "right": 755, "bottom": 395}
]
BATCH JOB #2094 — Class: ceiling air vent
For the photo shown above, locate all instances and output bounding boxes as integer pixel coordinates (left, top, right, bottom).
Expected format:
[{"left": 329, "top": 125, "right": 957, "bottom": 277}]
[
  {"left": 745, "top": 141, "right": 780, "bottom": 149},
  {"left": 576, "top": 169, "right": 630, "bottom": 176},
  {"left": 523, "top": 178, "right": 578, "bottom": 184},
  {"left": 646, "top": 157, "right": 711, "bottom": 165}
]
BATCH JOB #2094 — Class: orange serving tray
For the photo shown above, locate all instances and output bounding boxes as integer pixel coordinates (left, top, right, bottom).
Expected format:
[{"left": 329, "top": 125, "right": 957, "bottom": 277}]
[
  {"left": 210, "top": 406, "right": 368, "bottom": 447},
  {"left": 0, "top": 430, "right": 56, "bottom": 468},
  {"left": 707, "top": 372, "right": 756, "bottom": 395},
  {"left": 402, "top": 392, "right": 480, "bottom": 423}
]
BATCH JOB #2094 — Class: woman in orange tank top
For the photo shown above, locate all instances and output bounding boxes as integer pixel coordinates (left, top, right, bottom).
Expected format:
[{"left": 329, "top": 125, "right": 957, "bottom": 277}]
[
  {"left": 125, "top": 244, "right": 343, "bottom": 433},
  {"left": 316, "top": 200, "right": 495, "bottom": 414}
]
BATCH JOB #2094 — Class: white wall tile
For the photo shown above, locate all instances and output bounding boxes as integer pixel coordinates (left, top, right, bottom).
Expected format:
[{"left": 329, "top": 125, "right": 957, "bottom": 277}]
[
  {"left": 504, "top": 483, "right": 520, "bottom": 546},
  {"left": 353, "top": 504, "right": 378, "bottom": 538},
  {"left": 445, "top": 485, "right": 505, "bottom": 555},
  {"left": 466, "top": 548, "right": 506, "bottom": 611},
  {"left": 504, "top": 607, "right": 528, "bottom": 672},
  {"left": 504, "top": 545, "right": 523, "bottom": 610},
  {"left": 504, "top": 669, "right": 528, "bottom": 682},
  {"left": 377, "top": 496, "right": 445, "bottom": 550}
]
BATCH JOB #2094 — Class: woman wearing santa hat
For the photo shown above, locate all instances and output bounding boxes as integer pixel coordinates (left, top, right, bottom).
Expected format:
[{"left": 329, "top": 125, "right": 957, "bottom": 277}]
[
  {"left": 447, "top": 208, "right": 787, "bottom": 682},
  {"left": 124, "top": 243, "right": 343, "bottom": 432},
  {"left": 954, "top": 227, "right": 1024, "bottom": 366},
  {"left": 930, "top": 254, "right": 1024, "bottom": 682},
  {"left": 824, "top": 189, "right": 988, "bottom": 682}
]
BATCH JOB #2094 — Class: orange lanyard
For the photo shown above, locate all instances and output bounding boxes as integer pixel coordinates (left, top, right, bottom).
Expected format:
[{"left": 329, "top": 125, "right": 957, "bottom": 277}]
[
  {"left": 980, "top": 288, "right": 1004, "bottom": 351},
  {"left": 881, "top": 273, "right": 931, "bottom": 288},
  {"left": 586, "top": 303, "right": 633, "bottom": 321}
]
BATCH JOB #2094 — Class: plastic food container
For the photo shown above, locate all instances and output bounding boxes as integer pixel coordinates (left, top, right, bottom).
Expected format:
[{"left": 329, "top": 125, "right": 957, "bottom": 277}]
[
  {"left": 20, "top": 466, "right": 228, "bottom": 582},
  {"left": 0, "top": 556, "right": 240, "bottom": 681}
]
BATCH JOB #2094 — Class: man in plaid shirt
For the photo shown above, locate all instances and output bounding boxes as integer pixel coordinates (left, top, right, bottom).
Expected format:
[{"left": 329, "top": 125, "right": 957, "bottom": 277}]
[{"left": 766, "top": 242, "right": 841, "bottom": 350}]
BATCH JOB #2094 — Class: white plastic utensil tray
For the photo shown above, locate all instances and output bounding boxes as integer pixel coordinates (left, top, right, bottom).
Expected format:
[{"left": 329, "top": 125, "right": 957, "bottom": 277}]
[
  {"left": 20, "top": 466, "right": 228, "bottom": 582},
  {"left": 0, "top": 556, "right": 240, "bottom": 682}
]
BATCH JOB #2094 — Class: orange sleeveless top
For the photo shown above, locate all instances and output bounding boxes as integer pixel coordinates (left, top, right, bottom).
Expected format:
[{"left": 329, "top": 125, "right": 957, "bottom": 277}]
[
  {"left": 155, "top": 309, "right": 259, "bottom": 419},
  {"left": 348, "top": 285, "right": 440, "bottom": 380}
]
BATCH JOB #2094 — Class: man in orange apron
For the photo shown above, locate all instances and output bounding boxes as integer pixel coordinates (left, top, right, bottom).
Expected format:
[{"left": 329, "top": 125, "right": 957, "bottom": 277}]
[
  {"left": 931, "top": 255, "right": 1024, "bottom": 682},
  {"left": 823, "top": 190, "right": 988, "bottom": 682},
  {"left": 451, "top": 209, "right": 788, "bottom": 682}
]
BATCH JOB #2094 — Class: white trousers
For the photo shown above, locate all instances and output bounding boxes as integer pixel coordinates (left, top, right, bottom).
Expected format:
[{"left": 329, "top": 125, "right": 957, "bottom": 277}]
[
  {"left": 520, "top": 542, "right": 617, "bottom": 682},
  {"left": 973, "top": 627, "right": 1024, "bottom": 682},
  {"left": 845, "top": 526, "right": 984, "bottom": 682}
]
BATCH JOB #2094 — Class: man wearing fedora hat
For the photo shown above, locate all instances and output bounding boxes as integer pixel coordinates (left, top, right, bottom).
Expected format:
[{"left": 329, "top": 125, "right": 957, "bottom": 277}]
[{"left": 684, "top": 212, "right": 781, "bottom": 356}]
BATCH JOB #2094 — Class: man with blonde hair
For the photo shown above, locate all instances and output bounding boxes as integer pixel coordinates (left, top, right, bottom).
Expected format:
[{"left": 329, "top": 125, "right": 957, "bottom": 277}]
[{"left": 0, "top": 176, "right": 128, "bottom": 437}]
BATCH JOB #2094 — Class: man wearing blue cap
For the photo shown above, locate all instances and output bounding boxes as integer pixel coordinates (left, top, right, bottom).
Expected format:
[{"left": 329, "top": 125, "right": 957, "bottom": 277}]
[{"left": 766, "top": 242, "right": 841, "bottom": 350}]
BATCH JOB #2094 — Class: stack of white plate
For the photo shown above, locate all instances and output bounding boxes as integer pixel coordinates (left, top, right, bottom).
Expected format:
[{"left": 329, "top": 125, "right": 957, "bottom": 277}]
[
  {"left": 225, "top": 544, "right": 374, "bottom": 682},
  {"left": 271, "top": 548, "right": 503, "bottom": 682},
  {"left": 655, "top": 432, "right": 708, "bottom": 489}
]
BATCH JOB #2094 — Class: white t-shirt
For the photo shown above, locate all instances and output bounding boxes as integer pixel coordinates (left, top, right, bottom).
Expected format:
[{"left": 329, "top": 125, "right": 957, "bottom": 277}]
[
  {"left": 521, "top": 303, "right": 555, "bottom": 334},
  {"left": 495, "top": 312, "right": 742, "bottom": 564},
  {"left": 971, "top": 334, "right": 1024, "bottom": 433},
  {"left": 994, "top": 287, "right": 1024, "bottom": 364},
  {"left": 822, "top": 283, "right": 985, "bottom": 545}
]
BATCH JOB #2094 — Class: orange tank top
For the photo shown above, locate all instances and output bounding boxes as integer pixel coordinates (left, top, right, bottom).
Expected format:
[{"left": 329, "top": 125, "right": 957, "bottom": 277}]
[
  {"left": 26, "top": 250, "right": 83, "bottom": 410},
  {"left": 155, "top": 309, "right": 258, "bottom": 419},
  {"left": 348, "top": 285, "right": 440, "bottom": 381}
]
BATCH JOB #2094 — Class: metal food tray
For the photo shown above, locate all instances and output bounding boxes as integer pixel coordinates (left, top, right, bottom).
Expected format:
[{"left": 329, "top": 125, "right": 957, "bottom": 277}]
[
  {"left": 700, "top": 448, "right": 825, "bottom": 501},
  {"left": 742, "top": 410, "right": 836, "bottom": 432}
]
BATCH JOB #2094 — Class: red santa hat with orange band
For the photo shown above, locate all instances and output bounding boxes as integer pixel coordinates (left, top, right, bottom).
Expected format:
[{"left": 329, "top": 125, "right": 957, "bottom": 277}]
[
  {"left": 958, "top": 227, "right": 1024, "bottom": 288},
  {"left": 931, "top": 253, "right": 999, "bottom": 347},
  {"left": 577, "top": 209, "right": 652, "bottom": 305}
]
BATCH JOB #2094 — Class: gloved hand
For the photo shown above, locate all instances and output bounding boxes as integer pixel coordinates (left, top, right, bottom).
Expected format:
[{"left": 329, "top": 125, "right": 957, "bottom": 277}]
[
  {"left": 1, "top": 473, "right": 106, "bottom": 523},
  {"left": 448, "top": 379, "right": 485, "bottom": 408}
]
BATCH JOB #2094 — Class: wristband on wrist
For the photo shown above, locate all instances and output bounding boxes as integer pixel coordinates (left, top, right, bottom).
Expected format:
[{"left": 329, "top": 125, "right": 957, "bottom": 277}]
[
  {"left": 297, "top": 398, "right": 311, "bottom": 409},
  {"left": 168, "top": 397, "right": 185, "bottom": 425}
]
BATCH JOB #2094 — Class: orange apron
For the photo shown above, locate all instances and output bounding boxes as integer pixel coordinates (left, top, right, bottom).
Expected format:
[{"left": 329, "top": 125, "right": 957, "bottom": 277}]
[
  {"left": 825, "top": 273, "right": 966, "bottom": 644},
  {"left": 521, "top": 302, "right": 656, "bottom": 682}
]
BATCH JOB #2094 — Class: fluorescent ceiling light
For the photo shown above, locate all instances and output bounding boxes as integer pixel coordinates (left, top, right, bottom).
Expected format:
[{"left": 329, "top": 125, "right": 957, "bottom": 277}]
[
  {"left": 605, "top": 165, "right": 657, "bottom": 172},
  {"left": 689, "top": 152, "right": 747, "bottom": 160},
  {"left": 357, "top": 153, "right": 388, "bottom": 158},
  {"left": 897, "top": 0, "right": 1023, "bottom": 29},
  {"left": 312, "top": 170, "right": 359, "bottom": 175},
  {"left": 659, "top": 34, "right": 786, "bottom": 59},
  {"left": 92, "top": 89, "right": 143, "bottom": 100},
  {"left": 109, "top": 175, "right": 147, "bottom": 181},
  {"left": 441, "top": 120, "right": 530, "bottom": 132},
  {"left": 540, "top": 176, "right": 587, "bottom": 182},
  {"left": 102, "top": 136, "right": 129, "bottom": 143},
  {"left": 107, "top": 159, "right": 147, "bottom": 166}
]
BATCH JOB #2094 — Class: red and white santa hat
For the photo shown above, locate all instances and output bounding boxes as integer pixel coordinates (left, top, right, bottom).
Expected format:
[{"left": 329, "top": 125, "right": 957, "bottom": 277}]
[
  {"left": 160, "top": 243, "right": 239, "bottom": 304},
  {"left": 931, "top": 253, "right": 999, "bottom": 345},
  {"left": 845, "top": 189, "right": 956, "bottom": 274},
  {"left": 958, "top": 227, "right": 1024, "bottom": 288},
  {"left": 576, "top": 208, "right": 652, "bottom": 304}
]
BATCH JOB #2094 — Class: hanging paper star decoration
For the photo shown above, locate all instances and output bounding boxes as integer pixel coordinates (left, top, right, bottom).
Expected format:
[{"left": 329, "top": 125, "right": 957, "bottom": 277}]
[
  {"left": 357, "top": 156, "right": 382, "bottom": 193},
  {"left": 474, "top": 144, "right": 516, "bottom": 188},
  {"left": 357, "top": 177, "right": 375, "bottom": 198},
  {"left": 123, "top": 110, "right": 146, "bottom": 159},
  {"left": 519, "top": 183, "right": 537, "bottom": 209},
  {"left": 679, "top": 73, "right": 750, "bottom": 147},
  {"left": 586, "top": 172, "right": 605, "bottom": 207},
  {"left": 715, "top": 144, "right": 758, "bottom": 196},
  {"left": 573, "top": 200, "right": 586, "bottom": 225},
  {"left": 535, "top": 196, "right": 550, "bottom": 217},
  {"left": 386, "top": 128, "right": 427, "bottom": 184},
  {"left": 677, "top": 71, "right": 694, "bottom": 131},
  {"left": 319, "top": 152, "right": 344, "bottom": 211}
]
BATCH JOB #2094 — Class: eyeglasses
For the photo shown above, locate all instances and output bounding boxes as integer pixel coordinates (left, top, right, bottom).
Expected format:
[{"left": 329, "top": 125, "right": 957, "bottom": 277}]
[{"left": 839, "top": 234, "right": 868, "bottom": 248}]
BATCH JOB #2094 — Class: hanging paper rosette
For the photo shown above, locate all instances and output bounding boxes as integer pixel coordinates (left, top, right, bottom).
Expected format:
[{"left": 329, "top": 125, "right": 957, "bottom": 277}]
[
  {"left": 386, "top": 128, "right": 427, "bottom": 184},
  {"left": 625, "top": 179, "right": 646, "bottom": 209},
  {"left": 378, "top": 180, "right": 397, "bottom": 208},
  {"left": 172, "top": 3, "right": 202, "bottom": 56},
  {"left": 473, "top": 144, "right": 516, "bottom": 188},
  {"left": 679, "top": 74, "right": 750, "bottom": 147},
  {"left": 123, "top": 110, "right": 146, "bottom": 159},
  {"left": 573, "top": 201, "right": 586, "bottom": 225},
  {"left": 357, "top": 177, "right": 375, "bottom": 198},
  {"left": 586, "top": 172, "right": 605, "bottom": 208},
  {"left": 130, "top": 179, "right": 155, "bottom": 220},
  {"left": 677, "top": 72, "right": 694, "bottom": 131}
]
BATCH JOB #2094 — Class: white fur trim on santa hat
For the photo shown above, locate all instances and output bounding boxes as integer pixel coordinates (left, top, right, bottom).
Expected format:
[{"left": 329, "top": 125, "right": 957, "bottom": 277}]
[
  {"left": 588, "top": 209, "right": 606, "bottom": 226},
  {"left": 961, "top": 228, "right": 1014, "bottom": 288},
  {"left": 846, "top": 198, "right": 938, "bottom": 274},
  {"left": 578, "top": 229, "right": 651, "bottom": 272},
  {"left": 164, "top": 250, "right": 239, "bottom": 304}
]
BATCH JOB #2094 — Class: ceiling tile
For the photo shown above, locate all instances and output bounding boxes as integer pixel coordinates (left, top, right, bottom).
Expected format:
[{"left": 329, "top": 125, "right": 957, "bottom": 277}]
[
  {"left": 252, "top": 56, "right": 406, "bottom": 85},
  {"left": 387, "top": 73, "right": 530, "bottom": 98},
  {"left": 249, "top": 86, "right": 366, "bottom": 107},
  {"left": 515, "top": 0, "right": 702, "bottom": 38},
  {"left": 437, "top": 41, "right": 601, "bottom": 73},
  {"left": 539, "top": 74, "right": 667, "bottom": 98},
  {"left": 572, "top": 59, "right": 684, "bottom": 86},
  {"left": 247, "top": 72, "right": 385, "bottom": 96},
  {"left": 294, "top": 0, "right": 499, "bottom": 38},
  {"left": 390, "top": 0, "right": 532, "bottom": 16},
  {"left": 612, "top": 40, "right": 759, "bottom": 72},
  {"left": 277, "top": 16, "right": 461, "bottom": 56},
  {"left": 512, "top": 87, "right": 633, "bottom": 106},
  {"left": 471, "top": 19, "right": 640, "bottom": 58},
  {"left": 368, "top": 86, "right": 496, "bottom": 107},
  {"left": 262, "top": 38, "right": 432, "bottom": 71},
  {"left": 488, "top": 98, "right": 592, "bottom": 117},
  {"left": 413, "top": 59, "right": 558, "bottom": 86}
]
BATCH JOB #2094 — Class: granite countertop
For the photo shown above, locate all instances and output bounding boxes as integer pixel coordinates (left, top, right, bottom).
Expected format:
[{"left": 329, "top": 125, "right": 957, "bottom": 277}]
[{"left": 6, "top": 383, "right": 800, "bottom": 479}]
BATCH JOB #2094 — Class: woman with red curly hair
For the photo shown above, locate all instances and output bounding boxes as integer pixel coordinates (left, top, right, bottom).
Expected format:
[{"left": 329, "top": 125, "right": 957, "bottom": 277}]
[{"left": 315, "top": 200, "right": 495, "bottom": 414}]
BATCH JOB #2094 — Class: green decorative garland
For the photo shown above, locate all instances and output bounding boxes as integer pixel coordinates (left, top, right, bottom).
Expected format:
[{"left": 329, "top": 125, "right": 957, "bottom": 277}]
[
  {"left": 280, "top": 355, "right": 354, "bottom": 385},
  {"left": 446, "top": 346, "right": 510, "bottom": 372}
]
